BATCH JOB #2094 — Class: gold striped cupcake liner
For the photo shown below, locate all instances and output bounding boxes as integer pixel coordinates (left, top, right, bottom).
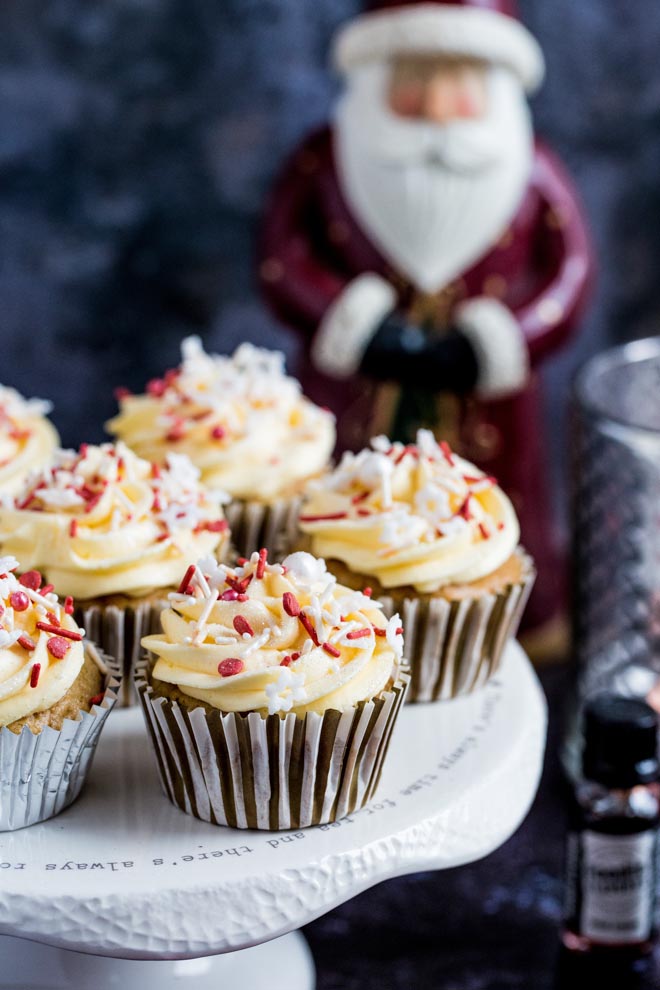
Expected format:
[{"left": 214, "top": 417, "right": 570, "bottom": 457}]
[
  {"left": 224, "top": 494, "right": 303, "bottom": 560},
  {"left": 0, "top": 644, "right": 120, "bottom": 831},
  {"left": 378, "top": 551, "right": 536, "bottom": 702},
  {"left": 136, "top": 656, "right": 410, "bottom": 829},
  {"left": 76, "top": 598, "right": 167, "bottom": 706}
]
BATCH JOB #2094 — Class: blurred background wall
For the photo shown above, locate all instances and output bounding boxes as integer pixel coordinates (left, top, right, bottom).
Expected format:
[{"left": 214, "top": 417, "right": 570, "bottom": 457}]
[{"left": 1, "top": 0, "right": 658, "bottom": 507}]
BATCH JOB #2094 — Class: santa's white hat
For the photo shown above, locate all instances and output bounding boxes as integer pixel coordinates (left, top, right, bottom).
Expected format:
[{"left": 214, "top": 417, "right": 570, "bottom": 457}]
[{"left": 333, "top": 0, "right": 544, "bottom": 92}]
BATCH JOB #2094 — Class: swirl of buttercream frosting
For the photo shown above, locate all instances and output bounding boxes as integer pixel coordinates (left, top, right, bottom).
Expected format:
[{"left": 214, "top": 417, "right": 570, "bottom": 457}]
[
  {"left": 106, "top": 337, "right": 336, "bottom": 500},
  {"left": 0, "top": 443, "right": 229, "bottom": 600},
  {"left": 297, "top": 430, "right": 520, "bottom": 592},
  {"left": 0, "top": 555, "right": 87, "bottom": 727},
  {"left": 0, "top": 386, "right": 59, "bottom": 496},
  {"left": 142, "top": 549, "right": 403, "bottom": 716}
]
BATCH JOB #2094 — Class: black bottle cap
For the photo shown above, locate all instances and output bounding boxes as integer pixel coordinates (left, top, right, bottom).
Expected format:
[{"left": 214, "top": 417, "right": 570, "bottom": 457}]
[{"left": 582, "top": 694, "right": 659, "bottom": 788}]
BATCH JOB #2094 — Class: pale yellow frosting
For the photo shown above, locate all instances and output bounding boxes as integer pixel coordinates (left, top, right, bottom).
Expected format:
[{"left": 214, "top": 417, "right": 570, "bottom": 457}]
[
  {"left": 0, "top": 555, "right": 86, "bottom": 727},
  {"left": 0, "top": 386, "right": 59, "bottom": 496},
  {"left": 298, "top": 430, "right": 520, "bottom": 593},
  {"left": 142, "top": 550, "right": 403, "bottom": 716},
  {"left": 0, "top": 443, "right": 229, "bottom": 600},
  {"left": 106, "top": 337, "right": 336, "bottom": 500}
]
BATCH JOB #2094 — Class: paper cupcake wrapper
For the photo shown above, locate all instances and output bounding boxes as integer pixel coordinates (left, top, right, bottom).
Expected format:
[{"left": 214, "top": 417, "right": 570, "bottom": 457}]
[
  {"left": 136, "top": 657, "right": 410, "bottom": 829},
  {"left": 0, "top": 645, "right": 120, "bottom": 831},
  {"left": 76, "top": 598, "right": 167, "bottom": 706},
  {"left": 224, "top": 495, "right": 303, "bottom": 560},
  {"left": 378, "top": 553, "right": 536, "bottom": 702}
]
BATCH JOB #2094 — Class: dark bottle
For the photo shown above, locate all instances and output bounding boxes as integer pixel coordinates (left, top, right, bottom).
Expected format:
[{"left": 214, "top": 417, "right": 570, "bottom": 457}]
[{"left": 562, "top": 694, "right": 660, "bottom": 956}]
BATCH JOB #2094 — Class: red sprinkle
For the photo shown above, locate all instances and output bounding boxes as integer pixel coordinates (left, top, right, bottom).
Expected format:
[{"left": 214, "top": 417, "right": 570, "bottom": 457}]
[
  {"left": 299, "top": 512, "right": 348, "bottom": 523},
  {"left": 299, "top": 611, "right": 320, "bottom": 647},
  {"left": 256, "top": 548, "right": 268, "bottom": 580},
  {"left": 210, "top": 425, "right": 226, "bottom": 441},
  {"left": 219, "top": 588, "right": 239, "bottom": 601},
  {"left": 151, "top": 463, "right": 161, "bottom": 479},
  {"left": 195, "top": 519, "right": 228, "bottom": 533},
  {"left": 218, "top": 657, "right": 244, "bottom": 677},
  {"left": 177, "top": 564, "right": 197, "bottom": 595},
  {"left": 47, "top": 637, "right": 70, "bottom": 659},
  {"left": 346, "top": 629, "right": 371, "bottom": 640},
  {"left": 351, "top": 491, "right": 370, "bottom": 504},
  {"left": 9, "top": 591, "right": 29, "bottom": 612},
  {"left": 46, "top": 611, "right": 60, "bottom": 625},
  {"left": 439, "top": 441, "right": 455, "bottom": 466},
  {"left": 41, "top": 584, "right": 54, "bottom": 596},
  {"left": 166, "top": 425, "right": 185, "bottom": 443},
  {"left": 19, "top": 570, "right": 42, "bottom": 591},
  {"left": 363, "top": 587, "right": 373, "bottom": 598},
  {"left": 457, "top": 494, "right": 472, "bottom": 520},
  {"left": 357, "top": 509, "right": 372, "bottom": 517},
  {"left": 478, "top": 522, "right": 490, "bottom": 540},
  {"left": 84, "top": 492, "right": 104, "bottom": 514},
  {"left": 64, "top": 596, "right": 75, "bottom": 615},
  {"left": 282, "top": 592, "right": 301, "bottom": 617},
  {"left": 233, "top": 615, "right": 254, "bottom": 637},
  {"left": 322, "top": 642, "right": 341, "bottom": 658},
  {"left": 373, "top": 627, "right": 387, "bottom": 637},
  {"left": 463, "top": 474, "right": 498, "bottom": 486},
  {"left": 36, "top": 622, "right": 83, "bottom": 641},
  {"left": 394, "top": 444, "right": 417, "bottom": 466},
  {"left": 113, "top": 386, "right": 132, "bottom": 401},
  {"left": 497, "top": 522, "right": 505, "bottom": 531},
  {"left": 146, "top": 378, "right": 166, "bottom": 397},
  {"left": 396, "top": 626, "right": 403, "bottom": 635},
  {"left": 29, "top": 664, "right": 41, "bottom": 688},
  {"left": 89, "top": 693, "right": 105, "bottom": 706},
  {"left": 280, "top": 656, "right": 292, "bottom": 667},
  {"left": 237, "top": 557, "right": 248, "bottom": 566},
  {"left": 226, "top": 574, "right": 252, "bottom": 595},
  {"left": 17, "top": 634, "right": 35, "bottom": 652}
]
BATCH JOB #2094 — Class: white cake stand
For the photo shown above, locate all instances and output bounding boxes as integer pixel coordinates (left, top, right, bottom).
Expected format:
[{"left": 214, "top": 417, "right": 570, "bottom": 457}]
[{"left": 0, "top": 641, "right": 546, "bottom": 990}]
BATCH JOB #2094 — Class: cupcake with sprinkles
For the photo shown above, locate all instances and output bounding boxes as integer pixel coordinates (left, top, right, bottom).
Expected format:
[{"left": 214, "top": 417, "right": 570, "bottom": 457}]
[
  {"left": 0, "top": 554, "right": 119, "bottom": 830},
  {"left": 137, "top": 548, "right": 409, "bottom": 828},
  {"left": 0, "top": 385, "right": 59, "bottom": 496},
  {"left": 296, "top": 430, "right": 535, "bottom": 701},
  {"left": 106, "top": 336, "right": 335, "bottom": 556},
  {"left": 0, "top": 442, "right": 229, "bottom": 700}
]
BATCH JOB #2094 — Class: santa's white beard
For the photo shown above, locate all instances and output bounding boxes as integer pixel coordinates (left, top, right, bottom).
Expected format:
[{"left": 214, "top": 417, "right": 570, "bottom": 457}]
[{"left": 334, "top": 64, "right": 534, "bottom": 294}]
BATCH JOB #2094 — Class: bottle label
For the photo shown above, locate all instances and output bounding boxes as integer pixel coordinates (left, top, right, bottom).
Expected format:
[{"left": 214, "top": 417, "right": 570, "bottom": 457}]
[{"left": 577, "top": 830, "right": 657, "bottom": 944}]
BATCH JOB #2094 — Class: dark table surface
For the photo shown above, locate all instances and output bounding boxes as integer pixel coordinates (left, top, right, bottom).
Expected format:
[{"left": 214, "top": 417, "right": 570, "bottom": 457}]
[{"left": 304, "top": 663, "right": 660, "bottom": 990}]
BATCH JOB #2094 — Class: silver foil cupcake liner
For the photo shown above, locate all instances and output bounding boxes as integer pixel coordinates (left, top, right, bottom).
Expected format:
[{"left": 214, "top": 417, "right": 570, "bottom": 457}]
[
  {"left": 224, "top": 495, "right": 303, "bottom": 559},
  {"left": 0, "top": 644, "right": 120, "bottom": 831},
  {"left": 136, "top": 655, "right": 410, "bottom": 829},
  {"left": 76, "top": 598, "right": 166, "bottom": 706},
  {"left": 378, "top": 551, "right": 536, "bottom": 701}
]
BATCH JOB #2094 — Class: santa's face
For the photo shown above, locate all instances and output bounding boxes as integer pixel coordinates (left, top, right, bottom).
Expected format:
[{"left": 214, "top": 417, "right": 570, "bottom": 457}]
[
  {"left": 334, "top": 58, "right": 534, "bottom": 294},
  {"left": 388, "top": 54, "right": 488, "bottom": 123}
]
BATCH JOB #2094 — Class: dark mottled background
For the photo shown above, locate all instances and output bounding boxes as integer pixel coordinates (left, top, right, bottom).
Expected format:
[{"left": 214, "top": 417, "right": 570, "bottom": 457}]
[{"left": 1, "top": 2, "right": 659, "bottom": 986}]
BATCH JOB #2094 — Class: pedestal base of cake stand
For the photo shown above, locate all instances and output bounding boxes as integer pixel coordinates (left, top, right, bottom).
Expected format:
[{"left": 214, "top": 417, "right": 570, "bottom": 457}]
[{"left": 0, "top": 931, "right": 315, "bottom": 990}]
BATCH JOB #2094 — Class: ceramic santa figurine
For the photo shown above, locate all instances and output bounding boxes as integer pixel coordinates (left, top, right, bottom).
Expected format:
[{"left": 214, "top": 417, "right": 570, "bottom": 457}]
[{"left": 258, "top": 0, "right": 593, "bottom": 649}]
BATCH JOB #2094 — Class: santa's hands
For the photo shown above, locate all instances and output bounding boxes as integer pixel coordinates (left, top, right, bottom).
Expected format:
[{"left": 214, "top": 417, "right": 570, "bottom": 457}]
[{"left": 359, "top": 313, "right": 479, "bottom": 392}]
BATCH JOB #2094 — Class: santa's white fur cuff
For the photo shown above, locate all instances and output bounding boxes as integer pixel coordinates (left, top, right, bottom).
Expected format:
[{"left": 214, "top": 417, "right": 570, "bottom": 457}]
[
  {"left": 333, "top": 5, "right": 544, "bottom": 93},
  {"left": 455, "top": 297, "right": 529, "bottom": 399},
  {"left": 311, "top": 273, "right": 396, "bottom": 380}
]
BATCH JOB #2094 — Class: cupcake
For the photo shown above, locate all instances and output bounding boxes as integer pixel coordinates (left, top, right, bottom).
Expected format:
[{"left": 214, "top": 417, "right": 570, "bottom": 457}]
[
  {"left": 296, "top": 430, "right": 535, "bottom": 701},
  {"left": 0, "top": 554, "right": 119, "bottom": 829},
  {"left": 0, "top": 385, "right": 58, "bottom": 496},
  {"left": 106, "top": 336, "right": 335, "bottom": 556},
  {"left": 0, "top": 442, "right": 229, "bottom": 701},
  {"left": 137, "top": 549, "right": 409, "bottom": 828}
]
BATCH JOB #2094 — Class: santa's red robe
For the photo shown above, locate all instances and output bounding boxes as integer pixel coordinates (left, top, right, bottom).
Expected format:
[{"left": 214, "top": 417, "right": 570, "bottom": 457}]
[{"left": 258, "top": 126, "right": 593, "bottom": 629}]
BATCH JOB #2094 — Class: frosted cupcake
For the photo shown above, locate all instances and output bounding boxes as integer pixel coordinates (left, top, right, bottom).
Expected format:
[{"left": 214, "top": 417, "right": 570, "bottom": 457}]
[
  {"left": 0, "top": 442, "right": 229, "bottom": 699},
  {"left": 297, "top": 430, "right": 535, "bottom": 701},
  {"left": 107, "top": 336, "right": 335, "bottom": 556},
  {"left": 0, "top": 385, "right": 58, "bottom": 496},
  {"left": 138, "top": 549, "right": 409, "bottom": 828},
  {"left": 0, "top": 554, "right": 119, "bottom": 829}
]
